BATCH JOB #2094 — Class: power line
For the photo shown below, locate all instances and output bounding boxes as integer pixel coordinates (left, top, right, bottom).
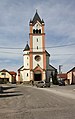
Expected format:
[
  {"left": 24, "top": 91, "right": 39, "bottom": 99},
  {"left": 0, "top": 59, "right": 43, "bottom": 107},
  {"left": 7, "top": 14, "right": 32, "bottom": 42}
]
[
  {"left": 0, "top": 51, "right": 22, "bottom": 55},
  {"left": 46, "top": 43, "right": 75, "bottom": 48},
  {"left": 0, "top": 47, "right": 23, "bottom": 49},
  {"left": 0, "top": 43, "right": 75, "bottom": 55},
  {"left": 51, "top": 54, "right": 75, "bottom": 56},
  {"left": 0, "top": 43, "right": 75, "bottom": 50},
  {"left": 0, "top": 51, "right": 75, "bottom": 56}
]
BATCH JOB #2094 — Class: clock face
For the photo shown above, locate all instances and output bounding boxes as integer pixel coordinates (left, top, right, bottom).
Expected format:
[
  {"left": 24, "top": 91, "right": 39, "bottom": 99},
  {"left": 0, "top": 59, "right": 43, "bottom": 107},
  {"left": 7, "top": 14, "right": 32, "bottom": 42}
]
[{"left": 35, "top": 55, "right": 41, "bottom": 61}]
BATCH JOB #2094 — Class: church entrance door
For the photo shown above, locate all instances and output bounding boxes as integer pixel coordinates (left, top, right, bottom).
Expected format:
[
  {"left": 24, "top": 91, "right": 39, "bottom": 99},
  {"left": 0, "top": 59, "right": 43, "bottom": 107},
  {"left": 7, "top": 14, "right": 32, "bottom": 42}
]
[{"left": 34, "top": 71, "right": 42, "bottom": 81}]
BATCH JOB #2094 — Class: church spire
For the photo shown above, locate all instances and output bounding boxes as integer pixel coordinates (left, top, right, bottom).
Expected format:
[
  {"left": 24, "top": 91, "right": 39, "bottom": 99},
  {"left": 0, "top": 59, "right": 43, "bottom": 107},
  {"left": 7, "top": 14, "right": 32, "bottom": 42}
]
[
  {"left": 23, "top": 41, "right": 30, "bottom": 51},
  {"left": 30, "top": 10, "right": 44, "bottom": 24}
]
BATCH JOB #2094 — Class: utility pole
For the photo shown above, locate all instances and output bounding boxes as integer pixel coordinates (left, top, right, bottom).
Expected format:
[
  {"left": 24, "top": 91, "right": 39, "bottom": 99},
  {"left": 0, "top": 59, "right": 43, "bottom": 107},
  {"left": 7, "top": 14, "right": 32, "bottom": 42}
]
[{"left": 59, "top": 65, "right": 63, "bottom": 74}]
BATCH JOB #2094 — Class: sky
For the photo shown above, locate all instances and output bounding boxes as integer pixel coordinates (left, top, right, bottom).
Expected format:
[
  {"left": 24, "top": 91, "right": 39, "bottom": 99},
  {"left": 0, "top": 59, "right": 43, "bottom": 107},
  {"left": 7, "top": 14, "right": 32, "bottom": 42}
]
[{"left": 0, "top": 0, "right": 75, "bottom": 73}]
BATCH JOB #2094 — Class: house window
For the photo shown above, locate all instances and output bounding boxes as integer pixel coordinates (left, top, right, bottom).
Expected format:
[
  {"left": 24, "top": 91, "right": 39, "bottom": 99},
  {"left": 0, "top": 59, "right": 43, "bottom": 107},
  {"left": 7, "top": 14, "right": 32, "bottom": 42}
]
[
  {"left": 27, "top": 63, "right": 28, "bottom": 66},
  {"left": 1, "top": 72, "right": 6, "bottom": 75},
  {"left": 27, "top": 57, "right": 28, "bottom": 59}
]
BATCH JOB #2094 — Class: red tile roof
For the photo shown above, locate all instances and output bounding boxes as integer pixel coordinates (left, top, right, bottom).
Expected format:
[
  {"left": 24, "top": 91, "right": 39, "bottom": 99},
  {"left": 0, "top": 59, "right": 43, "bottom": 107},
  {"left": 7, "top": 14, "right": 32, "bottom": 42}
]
[
  {"left": 9, "top": 71, "right": 17, "bottom": 75},
  {"left": 57, "top": 73, "right": 67, "bottom": 79}
]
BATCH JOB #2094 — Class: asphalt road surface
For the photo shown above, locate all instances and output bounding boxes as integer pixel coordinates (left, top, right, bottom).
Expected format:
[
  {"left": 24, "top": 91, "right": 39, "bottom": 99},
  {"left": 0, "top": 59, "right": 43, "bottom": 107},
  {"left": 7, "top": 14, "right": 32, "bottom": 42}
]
[{"left": 0, "top": 84, "right": 75, "bottom": 119}]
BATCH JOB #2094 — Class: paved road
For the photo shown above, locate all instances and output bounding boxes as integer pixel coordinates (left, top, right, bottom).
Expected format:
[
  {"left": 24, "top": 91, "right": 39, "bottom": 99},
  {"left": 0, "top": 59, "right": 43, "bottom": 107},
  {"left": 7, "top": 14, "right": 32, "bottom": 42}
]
[{"left": 0, "top": 84, "right": 75, "bottom": 119}]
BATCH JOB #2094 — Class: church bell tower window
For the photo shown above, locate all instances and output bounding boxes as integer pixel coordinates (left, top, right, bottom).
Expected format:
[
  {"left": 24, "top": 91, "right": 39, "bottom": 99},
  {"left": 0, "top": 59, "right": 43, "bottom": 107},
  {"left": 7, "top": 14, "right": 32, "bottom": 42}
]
[
  {"left": 36, "top": 29, "right": 38, "bottom": 34},
  {"left": 39, "top": 29, "right": 41, "bottom": 34},
  {"left": 37, "top": 38, "right": 38, "bottom": 42},
  {"left": 33, "top": 29, "right": 41, "bottom": 34},
  {"left": 37, "top": 46, "right": 38, "bottom": 49},
  {"left": 33, "top": 29, "right": 35, "bottom": 34}
]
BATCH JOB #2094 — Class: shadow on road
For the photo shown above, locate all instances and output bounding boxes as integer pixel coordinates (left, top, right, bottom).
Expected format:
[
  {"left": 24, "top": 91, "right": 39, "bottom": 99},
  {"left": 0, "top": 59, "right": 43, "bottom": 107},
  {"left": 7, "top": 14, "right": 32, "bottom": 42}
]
[
  {"left": 0, "top": 93, "right": 23, "bottom": 98},
  {"left": 2, "top": 86, "right": 16, "bottom": 90},
  {"left": 2, "top": 91, "right": 21, "bottom": 94},
  {"left": 0, "top": 85, "right": 23, "bottom": 98}
]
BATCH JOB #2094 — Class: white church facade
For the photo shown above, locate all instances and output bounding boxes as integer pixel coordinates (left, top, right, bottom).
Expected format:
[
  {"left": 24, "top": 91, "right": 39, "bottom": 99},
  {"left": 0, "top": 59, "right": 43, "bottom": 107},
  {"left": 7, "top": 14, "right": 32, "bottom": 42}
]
[{"left": 17, "top": 11, "right": 57, "bottom": 83}]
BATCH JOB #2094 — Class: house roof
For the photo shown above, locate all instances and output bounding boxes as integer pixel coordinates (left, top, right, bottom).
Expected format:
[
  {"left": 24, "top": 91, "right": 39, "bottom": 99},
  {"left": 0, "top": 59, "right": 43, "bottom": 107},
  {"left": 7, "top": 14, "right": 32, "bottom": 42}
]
[
  {"left": 67, "top": 67, "right": 75, "bottom": 73},
  {"left": 46, "top": 64, "right": 57, "bottom": 72},
  {"left": 9, "top": 71, "right": 17, "bottom": 75},
  {"left": 0, "top": 69, "right": 8, "bottom": 73},
  {"left": 0, "top": 69, "right": 16, "bottom": 76},
  {"left": 30, "top": 10, "right": 44, "bottom": 24},
  {"left": 18, "top": 66, "right": 24, "bottom": 71},
  {"left": 49, "top": 64, "right": 57, "bottom": 70}
]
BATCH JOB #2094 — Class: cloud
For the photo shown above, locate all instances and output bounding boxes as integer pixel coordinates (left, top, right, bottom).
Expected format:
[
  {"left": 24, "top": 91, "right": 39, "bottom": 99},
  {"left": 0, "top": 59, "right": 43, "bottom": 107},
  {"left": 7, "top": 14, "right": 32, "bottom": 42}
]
[{"left": 0, "top": 0, "right": 75, "bottom": 72}]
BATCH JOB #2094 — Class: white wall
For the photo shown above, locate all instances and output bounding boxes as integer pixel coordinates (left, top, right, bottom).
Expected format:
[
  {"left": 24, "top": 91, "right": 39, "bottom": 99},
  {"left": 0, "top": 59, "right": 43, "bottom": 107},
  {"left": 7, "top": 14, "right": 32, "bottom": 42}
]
[
  {"left": 20, "top": 70, "right": 30, "bottom": 81},
  {"left": 24, "top": 55, "right": 30, "bottom": 69},
  {"left": 0, "top": 72, "right": 12, "bottom": 82},
  {"left": 33, "top": 36, "right": 43, "bottom": 52},
  {"left": 23, "top": 50, "right": 30, "bottom": 69},
  {"left": 67, "top": 72, "right": 72, "bottom": 84},
  {"left": 33, "top": 54, "right": 43, "bottom": 69},
  {"left": 33, "top": 22, "right": 42, "bottom": 32}
]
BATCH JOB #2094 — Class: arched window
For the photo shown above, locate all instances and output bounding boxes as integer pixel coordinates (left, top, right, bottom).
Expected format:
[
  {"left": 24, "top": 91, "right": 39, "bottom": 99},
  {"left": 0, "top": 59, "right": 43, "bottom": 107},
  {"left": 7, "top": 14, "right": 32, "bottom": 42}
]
[
  {"left": 39, "top": 29, "right": 41, "bottom": 34},
  {"left": 33, "top": 29, "right": 41, "bottom": 34},
  {"left": 33, "top": 29, "right": 35, "bottom": 34},
  {"left": 36, "top": 29, "right": 38, "bottom": 34}
]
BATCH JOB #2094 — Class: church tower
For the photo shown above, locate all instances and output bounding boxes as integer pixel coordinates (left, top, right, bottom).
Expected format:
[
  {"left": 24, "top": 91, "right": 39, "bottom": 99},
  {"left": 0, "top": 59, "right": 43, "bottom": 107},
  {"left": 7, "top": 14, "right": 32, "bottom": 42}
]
[{"left": 29, "top": 10, "right": 46, "bottom": 81}]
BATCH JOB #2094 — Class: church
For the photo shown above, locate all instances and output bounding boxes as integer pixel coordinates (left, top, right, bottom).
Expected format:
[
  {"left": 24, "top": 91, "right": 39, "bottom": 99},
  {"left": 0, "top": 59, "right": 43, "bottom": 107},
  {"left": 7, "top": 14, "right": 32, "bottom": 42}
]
[{"left": 18, "top": 11, "right": 57, "bottom": 84}]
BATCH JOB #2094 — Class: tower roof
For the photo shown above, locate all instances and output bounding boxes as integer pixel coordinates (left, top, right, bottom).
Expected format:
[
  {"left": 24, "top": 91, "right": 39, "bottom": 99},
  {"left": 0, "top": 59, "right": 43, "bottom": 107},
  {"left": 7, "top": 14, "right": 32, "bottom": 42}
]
[
  {"left": 23, "top": 43, "right": 30, "bottom": 51},
  {"left": 30, "top": 10, "right": 44, "bottom": 24}
]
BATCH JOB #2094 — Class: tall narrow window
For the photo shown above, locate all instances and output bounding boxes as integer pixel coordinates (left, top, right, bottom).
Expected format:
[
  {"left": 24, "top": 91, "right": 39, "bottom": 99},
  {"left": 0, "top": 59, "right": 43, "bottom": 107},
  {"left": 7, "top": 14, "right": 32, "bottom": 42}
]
[
  {"left": 36, "top": 29, "right": 38, "bottom": 34},
  {"left": 37, "top": 46, "right": 38, "bottom": 49},
  {"left": 33, "top": 29, "right": 35, "bottom": 34},
  {"left": 27, "top": 73, "right": 28, "bottom": 77},
  {"left": 37, "top": 38, "right": 38, "bottom": 42},
  {"left": 39, "top": 29, "right": 41, "bottom": 34}
]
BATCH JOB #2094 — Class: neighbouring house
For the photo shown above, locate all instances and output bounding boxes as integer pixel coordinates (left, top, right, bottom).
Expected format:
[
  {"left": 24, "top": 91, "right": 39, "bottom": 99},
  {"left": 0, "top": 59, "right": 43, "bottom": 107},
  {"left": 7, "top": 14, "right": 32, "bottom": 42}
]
[
  {"left": 46, "top": 64, "right": 57, "bottom": 84},
  {"left": 57, "top": 73, "right": 67, "bottom": 80},
  {"left": 57, "top": 73, "right": 67, "bottom": 84},
  {"left": 67, "top": 67, "right": 75, "bottom": 84},
  {"left": 17, "top": 11, "right": 57, "bottom": 84},
  {"left": 0, "top": 69, "right": 17, "bottom": 84}
]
